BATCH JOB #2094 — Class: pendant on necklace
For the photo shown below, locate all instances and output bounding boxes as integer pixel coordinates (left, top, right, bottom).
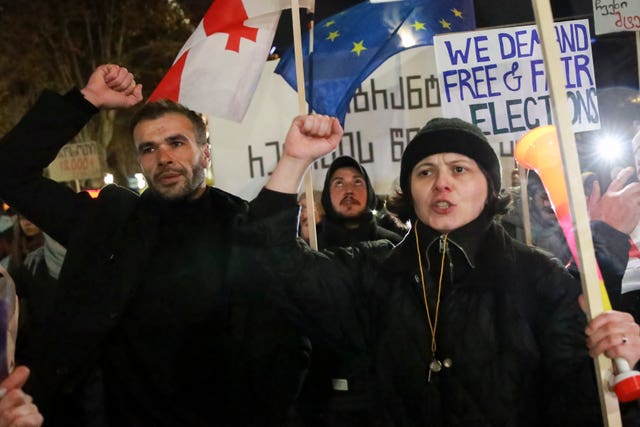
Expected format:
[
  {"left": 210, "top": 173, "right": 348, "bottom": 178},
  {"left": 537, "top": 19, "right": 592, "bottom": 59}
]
[{"left": 427, "top": 359, "right": 442, "bottom": 382}]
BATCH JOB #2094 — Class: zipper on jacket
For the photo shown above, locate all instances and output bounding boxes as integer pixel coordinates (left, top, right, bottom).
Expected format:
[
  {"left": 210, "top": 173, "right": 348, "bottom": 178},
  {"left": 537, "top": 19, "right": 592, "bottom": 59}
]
[{"left": 438, "top": 234, "right": 454, "bottom": 281}]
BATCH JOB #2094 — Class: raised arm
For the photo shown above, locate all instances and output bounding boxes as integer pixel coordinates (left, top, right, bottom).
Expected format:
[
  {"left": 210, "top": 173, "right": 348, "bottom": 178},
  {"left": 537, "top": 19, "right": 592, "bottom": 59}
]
[
  {"left": 0, "top": 63, "right": 143, "bottom": 246},
  {"left": 266, "top": 115, "right": 343, "bottom": 194}
]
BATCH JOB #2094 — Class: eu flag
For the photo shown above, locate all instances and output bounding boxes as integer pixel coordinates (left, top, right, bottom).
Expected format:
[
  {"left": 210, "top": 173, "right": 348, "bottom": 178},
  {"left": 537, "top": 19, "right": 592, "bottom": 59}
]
[{"left": 275, "top": 0, "right": 476, "bottom": 123}]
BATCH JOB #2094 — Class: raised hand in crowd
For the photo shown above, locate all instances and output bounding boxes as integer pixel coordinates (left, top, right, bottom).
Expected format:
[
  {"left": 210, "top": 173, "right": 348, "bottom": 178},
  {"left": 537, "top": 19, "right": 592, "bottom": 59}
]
[
  {"left": 79, "top": 64, "right": 143, "bottom": 109},
  {"left": 0, "top": 366, "right": 43, "bottom": 427},
  {"left": 268, "top": 115, "right": 343, "bottom": 194},
  {"left": 587, "top": 166, "right": 640, "bottom": 235}
]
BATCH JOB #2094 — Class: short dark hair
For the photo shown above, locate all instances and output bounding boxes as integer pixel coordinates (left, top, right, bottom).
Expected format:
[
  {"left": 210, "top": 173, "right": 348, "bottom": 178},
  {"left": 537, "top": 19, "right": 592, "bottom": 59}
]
[
  {"left": 130, "top": 99, "right": 209, "bottom": 146},
  {"left": 387, "top": 167, "right": 511, "bottom": 223}
]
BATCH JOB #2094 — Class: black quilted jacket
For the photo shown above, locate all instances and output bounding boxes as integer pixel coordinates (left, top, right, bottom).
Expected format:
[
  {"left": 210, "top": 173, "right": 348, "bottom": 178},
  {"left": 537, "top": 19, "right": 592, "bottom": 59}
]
[{"left": 244, "top": 190, "right": 621, "bottom": 427}]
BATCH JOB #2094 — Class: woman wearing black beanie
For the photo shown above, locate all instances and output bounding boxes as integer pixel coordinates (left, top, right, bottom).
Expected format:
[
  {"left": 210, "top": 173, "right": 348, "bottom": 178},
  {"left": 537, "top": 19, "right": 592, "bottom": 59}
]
[{"left": 245, "top": 114, "right": 640, "bottom": 427}]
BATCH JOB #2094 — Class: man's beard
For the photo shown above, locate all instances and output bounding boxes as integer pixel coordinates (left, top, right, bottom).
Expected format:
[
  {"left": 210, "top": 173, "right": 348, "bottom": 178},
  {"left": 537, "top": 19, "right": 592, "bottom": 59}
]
[{"left": 148, "top": 166, "right": 205, "bottom": 201}]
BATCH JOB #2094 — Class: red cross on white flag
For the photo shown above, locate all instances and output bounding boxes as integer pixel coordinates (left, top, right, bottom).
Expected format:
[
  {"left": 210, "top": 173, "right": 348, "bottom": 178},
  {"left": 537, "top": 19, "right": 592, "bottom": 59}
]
[{"left": 149, "top": 0, "right": 314, "bottom": 122}]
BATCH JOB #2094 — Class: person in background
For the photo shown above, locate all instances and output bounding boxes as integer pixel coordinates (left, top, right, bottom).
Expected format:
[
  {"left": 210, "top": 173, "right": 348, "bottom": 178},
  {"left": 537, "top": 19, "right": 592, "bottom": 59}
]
[
  {"left": 0, "top": 265, "right": 44, "bottom": 427},
  {"left": 245, "top": 114, "right": 640, "bottom": 426},
  {"left": 7, "top": 215, "right": 44, "bottom": 275},
  {"left": 298, "top": 191, "right": 324, "bottom": 244},
  {"left": 373, "top": 195, "right": 410, "bottom": 239},
  {"left": 0, "top": 216, "right": 13, "bottom": 269},
  {"left": 502, "top": 168, "right": 640, "bottom": 268},
  {"left": 502, "top": 165, "right": 640, "bottom": 426},
  {"left": 0, "top": 64, "right": 308, "bottom": 427},
  {"left": 316, "top": 156, "right": 402, "bottom": 250},
  {"left": 582, "top": 168, "right": 640, "bottom": 325},
  {"left": 11, "top": 233, "right": 71, "bottom": 423},
  {"left": 501, "top": 171, "right": 571, "bottom": 263},
  {"left": 500, "top": 167, "right": 640, "bottom": 318},
  {"left": 289, "top": 157, "right": 402, "bottom": 426}
]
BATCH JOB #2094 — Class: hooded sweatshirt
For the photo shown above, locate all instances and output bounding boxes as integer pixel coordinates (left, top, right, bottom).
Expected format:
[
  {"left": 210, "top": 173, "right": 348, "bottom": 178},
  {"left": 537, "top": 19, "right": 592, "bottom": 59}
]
[{"left": 317, "top": 156, "right": 402, "bottom": 250}]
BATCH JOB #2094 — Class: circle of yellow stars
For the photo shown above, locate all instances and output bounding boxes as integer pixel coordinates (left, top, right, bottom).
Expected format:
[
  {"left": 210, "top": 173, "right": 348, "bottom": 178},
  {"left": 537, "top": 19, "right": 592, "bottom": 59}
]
[{"left": 321, "top": 7, "right": 466, "bottom": 57}]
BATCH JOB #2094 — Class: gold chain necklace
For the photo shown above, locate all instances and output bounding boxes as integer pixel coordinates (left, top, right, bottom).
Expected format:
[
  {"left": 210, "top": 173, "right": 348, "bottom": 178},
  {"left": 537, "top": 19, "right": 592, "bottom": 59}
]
[{"left": 414, "top": 225, "right": 448, "bottom": 382}]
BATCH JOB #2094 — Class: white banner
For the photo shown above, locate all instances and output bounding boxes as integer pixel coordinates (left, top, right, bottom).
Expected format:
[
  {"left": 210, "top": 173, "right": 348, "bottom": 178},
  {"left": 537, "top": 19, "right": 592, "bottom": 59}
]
[
  {"left": 593, "top": 0, "right": 640, "bottom": 35},
  {"left": 210, "top": 46, "right": 447, "bottom": 200},
  {"left": 433, "top": 19, "right": 600, "bottom": 148}
]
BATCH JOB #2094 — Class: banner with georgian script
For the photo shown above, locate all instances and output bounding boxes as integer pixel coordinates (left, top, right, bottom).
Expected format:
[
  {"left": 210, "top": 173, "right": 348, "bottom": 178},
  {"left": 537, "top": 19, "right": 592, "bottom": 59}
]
[
  {"left": 593, "top": 0, "right": 640, "bottom": 35},
  {"left": 433, "top": 19, "right": 599, "bottom": 148},
  {"left": 48, "top": 141, "right": 103, "bottom": 182},
  {"left": 210, "top": 46, "right": 454, "bottom": 200}
]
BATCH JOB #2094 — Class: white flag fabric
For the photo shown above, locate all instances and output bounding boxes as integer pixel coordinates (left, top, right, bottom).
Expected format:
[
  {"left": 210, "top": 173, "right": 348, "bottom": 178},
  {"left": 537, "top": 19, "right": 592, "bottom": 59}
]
[{"left": 150, "top": 0, "right": 314, "bottom": 122}]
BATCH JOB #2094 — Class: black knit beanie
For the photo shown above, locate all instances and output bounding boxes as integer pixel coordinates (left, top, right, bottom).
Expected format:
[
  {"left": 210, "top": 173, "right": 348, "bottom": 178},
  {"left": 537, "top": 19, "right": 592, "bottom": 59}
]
[{"left": 399, "top": 117, "right": 501, "bottom": 195}]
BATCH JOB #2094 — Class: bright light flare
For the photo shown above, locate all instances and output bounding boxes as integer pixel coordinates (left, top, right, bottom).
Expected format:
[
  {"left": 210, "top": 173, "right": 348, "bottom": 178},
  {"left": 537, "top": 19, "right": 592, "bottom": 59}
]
[
  {"left": 135, "top": 173, "right": 147, "bottom": 190},
  {"left": 595, "top": 135, "right": 625, "bottom": 163}
]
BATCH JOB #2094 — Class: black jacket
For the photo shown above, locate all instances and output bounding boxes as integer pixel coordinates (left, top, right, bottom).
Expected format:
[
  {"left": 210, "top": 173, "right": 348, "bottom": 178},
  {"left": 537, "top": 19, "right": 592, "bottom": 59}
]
[
  {"left": 245, "top": 189, "right": 615, "bottom": 427},
  {"left": 316, "top": 215, "right": 403, "bottom": 250},
  {"left": 501, "top": 190, "right": 640, "bottom": 323},
  {"left": 0, "top": 90, "right": 308, "bottom": 427}
]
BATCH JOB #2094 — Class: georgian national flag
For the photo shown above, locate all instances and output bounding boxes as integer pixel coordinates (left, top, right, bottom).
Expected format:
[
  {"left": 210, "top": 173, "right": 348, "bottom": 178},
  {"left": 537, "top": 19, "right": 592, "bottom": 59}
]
[{"left": 149, "top": 0, "right": 314, "bottom": 122}]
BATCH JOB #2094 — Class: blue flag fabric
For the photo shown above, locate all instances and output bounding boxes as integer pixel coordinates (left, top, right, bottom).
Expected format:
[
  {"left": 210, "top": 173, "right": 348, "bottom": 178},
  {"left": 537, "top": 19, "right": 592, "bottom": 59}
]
[{"left": 275, "top": 0, "right": 476, "bottom": 123}]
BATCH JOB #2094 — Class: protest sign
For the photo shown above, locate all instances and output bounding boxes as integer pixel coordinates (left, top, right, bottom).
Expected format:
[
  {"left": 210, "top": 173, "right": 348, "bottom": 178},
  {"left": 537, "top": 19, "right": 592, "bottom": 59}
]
[
  {"left": 434, "top": 19, "right": 599, "bottom": 151},
  {"left": 593, "top": 0, "right": 640, "bottom": 35},
  {"left": 48, "top": 141, "right": 103, "bottom": 182}
]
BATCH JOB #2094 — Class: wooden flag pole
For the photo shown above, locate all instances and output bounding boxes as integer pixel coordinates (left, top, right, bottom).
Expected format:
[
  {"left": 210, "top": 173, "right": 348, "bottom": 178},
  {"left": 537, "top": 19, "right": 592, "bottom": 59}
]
[
  {"left": 530, "top": 0, "right": 622, "bottom": 425},
  {"left": 291, "top": 0, "right": 307, "bottom": 115},
  {"left": 519, "top": 166, "right": 532, "bottom": 246},
  {"left": 636, "top": 32, "right": 640, "bottom": 89},
  {"left": 290, "top": 0, "right": 318, "bottom": 250}
]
